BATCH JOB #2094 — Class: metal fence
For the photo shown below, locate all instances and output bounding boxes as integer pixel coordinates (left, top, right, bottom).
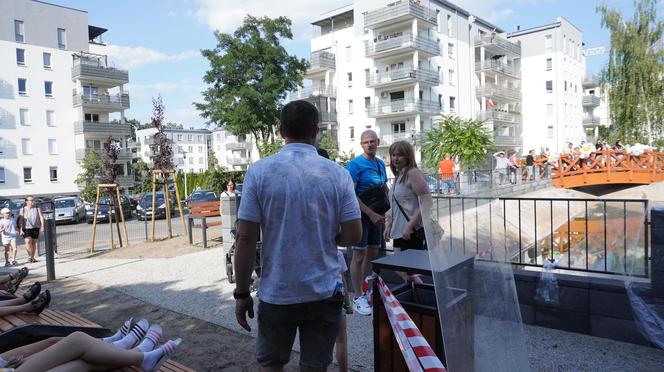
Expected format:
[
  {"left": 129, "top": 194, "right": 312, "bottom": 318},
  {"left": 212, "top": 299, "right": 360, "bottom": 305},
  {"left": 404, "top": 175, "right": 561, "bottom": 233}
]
[
  {"left": 421, "top": 167, "right": 551, "bottom": 195},
  {"left": 430, "top": 196, "right": 650, "bottom": 277}
]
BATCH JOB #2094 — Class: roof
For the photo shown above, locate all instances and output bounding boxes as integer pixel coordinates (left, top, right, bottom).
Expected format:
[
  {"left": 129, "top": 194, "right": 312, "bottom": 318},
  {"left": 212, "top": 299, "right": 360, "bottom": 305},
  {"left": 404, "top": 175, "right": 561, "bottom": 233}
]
[
  {"left": 32, "top": 0, "right": 87, "bottom": 13},
  {"left": 432, "top": 0, "right": 504, "bottom": 33},
  {"left": 88, "top": 25, "right": 107, "bottom": 40},
  {"left": 508, "top": 21, "right": 561, "bottom": 38}
]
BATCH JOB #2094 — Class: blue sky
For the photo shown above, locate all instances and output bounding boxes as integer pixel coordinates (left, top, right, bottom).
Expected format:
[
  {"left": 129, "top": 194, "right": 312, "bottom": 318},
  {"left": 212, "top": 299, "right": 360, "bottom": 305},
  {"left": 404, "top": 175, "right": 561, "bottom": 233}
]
[{"left": 47, "top": 0, "right": 657, "bottom": 128}]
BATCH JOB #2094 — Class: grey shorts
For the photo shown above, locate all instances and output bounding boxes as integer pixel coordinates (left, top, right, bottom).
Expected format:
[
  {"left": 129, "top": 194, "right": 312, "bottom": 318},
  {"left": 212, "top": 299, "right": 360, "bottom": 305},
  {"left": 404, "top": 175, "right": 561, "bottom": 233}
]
[{"left": 257, "top": 297, "right": 342, "bottom": 369}]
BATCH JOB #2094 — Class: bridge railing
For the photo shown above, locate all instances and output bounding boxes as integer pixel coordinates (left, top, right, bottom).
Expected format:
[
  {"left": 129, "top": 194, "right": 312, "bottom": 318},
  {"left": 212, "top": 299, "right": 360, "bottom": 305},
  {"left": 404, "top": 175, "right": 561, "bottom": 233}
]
[{"left": 550, "top": 150, "right": 664, "bottom": 187}]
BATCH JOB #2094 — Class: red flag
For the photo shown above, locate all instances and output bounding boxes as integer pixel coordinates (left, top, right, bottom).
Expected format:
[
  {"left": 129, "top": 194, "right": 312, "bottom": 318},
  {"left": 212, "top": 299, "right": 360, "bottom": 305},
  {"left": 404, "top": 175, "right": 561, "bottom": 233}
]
[{"left": 487, "top": 99, "right": 495, "bottom": 109}]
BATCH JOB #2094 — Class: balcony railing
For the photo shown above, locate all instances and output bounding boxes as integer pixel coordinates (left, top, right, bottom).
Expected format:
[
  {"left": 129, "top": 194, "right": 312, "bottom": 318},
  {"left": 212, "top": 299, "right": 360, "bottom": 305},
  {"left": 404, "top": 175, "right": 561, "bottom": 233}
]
[
  {"left": 378, "top": 132, "right": 414, "bottom": 147},
  {"left": 290, "top": 85, "right": 337, "bottom": 101},
  {"left": 475, "top": 60, "right": 520, "bottom": 79},
  {"left": 73, "top": 121, "right": 132, "bottom": 135},
  {"left": 320, "top": 112, "right": 337, "bottom": 122},
  {"left": 75, "top": 148, "right": 132, "bottom": 160},
  {"left": 367, "top": 98, "right": 439, "bottom": 118},
  {"left": 73, "top": 93, "right": 130, "bottom": 110},
  {"left": 226, "top": 142, "right": 249, "bottom": 150},
  {"left": 115, "top": 175, "right": 135, "bottom": 187},
  {"left": 365, "top": 33, "right": 440, "bottom": 58},
  {"left": 477, "top": 110, "right": 522, "bottom": 124},
  {"left": 72, "top": 59, "right": 128, "bottom": 84},
  {"left": 475, "top": 35, "right": 521, "bottom": 56},
  {"left": 476, "top": 84, "right": 521, "bottom": 101},
  {"left": 367, "top": 68, "right": 439, "bottom": 88},
  {"left": 227, "top": 157, "right": 249, "bottom": 166},
  {"left": 582, "top": 95, "right": 601, "bottom": 107},
  {"left": 308, "top": 51, "right": 336, "bottom": 72},
  {"left": 583, "top": 74, "right": 600, "bottom": 88},
  {"left": 583, "top": 116, "right": 602, "bottom": 127},
  {"left": 364, "top": 1, "right": 437, "bottom": 29}
]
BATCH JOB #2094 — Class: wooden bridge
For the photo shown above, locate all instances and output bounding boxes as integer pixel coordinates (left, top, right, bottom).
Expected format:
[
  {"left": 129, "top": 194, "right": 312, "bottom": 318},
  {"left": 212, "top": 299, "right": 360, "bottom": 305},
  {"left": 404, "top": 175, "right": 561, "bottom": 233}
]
[{"left": 551, "top": 150, "right": 664, "bottom": 188}]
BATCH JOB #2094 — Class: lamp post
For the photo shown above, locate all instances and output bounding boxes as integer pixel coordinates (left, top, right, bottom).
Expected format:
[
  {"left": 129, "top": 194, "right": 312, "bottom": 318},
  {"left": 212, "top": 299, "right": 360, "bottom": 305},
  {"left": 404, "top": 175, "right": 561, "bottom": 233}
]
[{"left": 182, "top": 151, "right": 188, "bottom": 198}]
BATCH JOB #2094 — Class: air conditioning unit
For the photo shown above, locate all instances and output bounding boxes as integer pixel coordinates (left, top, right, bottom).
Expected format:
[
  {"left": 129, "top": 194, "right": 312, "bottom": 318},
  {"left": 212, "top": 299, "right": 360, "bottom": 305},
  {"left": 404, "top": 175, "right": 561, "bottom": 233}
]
[{"left": 381, "top": 92, "right": 389, "bottom": 98}]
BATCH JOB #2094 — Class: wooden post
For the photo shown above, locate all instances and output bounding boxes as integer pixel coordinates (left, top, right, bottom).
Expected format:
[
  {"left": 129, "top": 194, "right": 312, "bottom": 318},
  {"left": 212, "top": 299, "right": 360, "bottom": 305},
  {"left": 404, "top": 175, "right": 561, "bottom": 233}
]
[
  {"left": 109, "top": 195, "right": 115, "bottom": 249},
  {"left": 150, "top": 171, "right": 157, "bottom": 242},
  {"left": 163, "top": 175, "right": 173, "bottom": 239},
  {"left": 90, "top": 185, "right": 101, "bottom": 253},
  {"left": 115, "top": 186, "right": 129, "bottom": 246},
  {"left": 606, "top": 150, "right": 612, "bottom": 182},
  {"left": 172, "top": 171, "right": 187, "bottom": 238}
]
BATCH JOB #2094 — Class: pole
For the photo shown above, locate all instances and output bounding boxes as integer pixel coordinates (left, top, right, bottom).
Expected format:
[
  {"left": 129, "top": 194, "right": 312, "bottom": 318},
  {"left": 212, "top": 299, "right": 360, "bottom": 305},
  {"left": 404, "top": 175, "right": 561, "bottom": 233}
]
[
  {"left": 44, "top": 202, "right": 56, "bottom": 281},
  {"left": 151, "top": 171, "right": 157, "bottom": 241},
  {"left": 163, "top": 177, "right": 173, "bottom": 239},
  {"left": 184, "top": 170, "right": 188, "bottom": 200}
]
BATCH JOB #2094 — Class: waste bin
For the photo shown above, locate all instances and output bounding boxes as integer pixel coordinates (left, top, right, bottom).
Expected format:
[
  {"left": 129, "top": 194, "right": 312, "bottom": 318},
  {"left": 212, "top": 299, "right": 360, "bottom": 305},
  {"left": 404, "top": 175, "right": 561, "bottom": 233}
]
[{"left": 372, "top": 250, "right": 474, "bottom": 372}]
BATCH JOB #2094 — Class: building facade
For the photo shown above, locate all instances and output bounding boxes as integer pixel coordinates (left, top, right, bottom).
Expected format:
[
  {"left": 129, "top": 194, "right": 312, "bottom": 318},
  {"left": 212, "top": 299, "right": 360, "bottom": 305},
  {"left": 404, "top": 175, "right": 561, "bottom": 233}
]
[
  {"left": 581, "top": 73, "right": 610, "bottom": 143},
  {"left": 135, "top": 127, "right": 212, "bottom": 174},
  {"left": 210, "top": 128, "right": 256, "bottom": 171},
  {"left": 0, "top": 0, "right": 132, "bottom": 198}
]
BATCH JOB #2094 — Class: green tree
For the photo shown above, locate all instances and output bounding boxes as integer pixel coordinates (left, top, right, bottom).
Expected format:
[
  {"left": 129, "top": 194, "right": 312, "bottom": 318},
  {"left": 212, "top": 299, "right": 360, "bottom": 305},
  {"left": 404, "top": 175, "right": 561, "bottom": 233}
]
[
  {"left": 208, "top": 149, "right": 220, "bottom": 170},
  {"left": 421, "top": 115, "right": 493, "bottom": 170},
  {"left": 317, "top": 133, "right": 339, "bottom": 161},
  {"left": 257, "top": 138, "right": 284, "bottom": 158},
  {"left": 133, "top": 159, "right": 152, "bottom": 193},
  {"left": 195, "top": 16, "right": 308, "bottom": 155},
  {"left": 75, "top": 150, "right": 102, "bottom": 201},
  {"left": 597, "top": 0, "right": 664, "bottom": 145},
  {"left": 337, "top": 151, "right": 356, "bottom": 168},
  {"left": 150, "top": 95, "right": 174, "bottom": 170}
]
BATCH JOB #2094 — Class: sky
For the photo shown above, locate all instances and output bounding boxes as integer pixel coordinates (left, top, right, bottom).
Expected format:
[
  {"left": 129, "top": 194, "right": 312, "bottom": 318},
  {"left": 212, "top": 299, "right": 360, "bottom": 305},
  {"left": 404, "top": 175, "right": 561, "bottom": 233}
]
[{"left": 46, "top": 0, "right": 659, "bottom": 128}]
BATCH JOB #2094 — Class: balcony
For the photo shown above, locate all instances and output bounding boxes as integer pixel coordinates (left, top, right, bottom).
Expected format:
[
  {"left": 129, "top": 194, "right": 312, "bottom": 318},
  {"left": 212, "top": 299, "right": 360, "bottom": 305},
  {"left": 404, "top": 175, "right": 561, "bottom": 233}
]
[
  {"left": 477, "top": 110, "right": 522, "bottom": 124},
  {"left": 306, "top": 51, "right": 335, "bottom": 77},
  {"left": 583, "top": 116, "right": 602, "bottom": 128},
  {"left": 226, "top": 142, "right": 249, "bottom": 150},
  {"left": 476, "top": 84, "right": 521, "bottom": 102},
  {"left": 364, "top": 1, "right": 437, "bottom": 29},
  {"left": 320, "top": 112, "right": 337, "bottom": 123},
  {"left": 115, "top": 175, "right": 135, "bottom": 188},
  {"left": 290, "top": 85, "right": 337, "bottom": 101},
  {"left": 365, "top": 33, "right": 440, "bottom": 59},
  {"left": 73, "top": 93, "right": 130, "bottom": 111},
  {"left": 367, "top": 68, "right": 439, "bottom": 88},
  {"left": 475, "top": 60, "right": 520, "bottom": 79},
  {"left": 73, "top": 121, "right": 132, "bottom": 136},
  {"left": 475, "top": 35, "right": 521, "bottom": 57},
  {"left": 583, "top": 74, "right": 600, "bottom": 88},
  {"left": 492, "top": 123, "right": 522, "bottom": 147},
  {"left": 75, "top": 148, "right": 132, "bottom": 161},
  {"left": 227, "top": 157, "right": 249, "bottom": 166},
  {"left": 72, "top": 57, "right": 128, "bottom": 85},
  {"left": 582, "top": 95, "right": 601, "bottom": 107},
  {"left": 378, "top": 132, "right": 414, "bottom": 147},
  {"left": 367, "top": 98, "right": 439, "bottom": 118}
]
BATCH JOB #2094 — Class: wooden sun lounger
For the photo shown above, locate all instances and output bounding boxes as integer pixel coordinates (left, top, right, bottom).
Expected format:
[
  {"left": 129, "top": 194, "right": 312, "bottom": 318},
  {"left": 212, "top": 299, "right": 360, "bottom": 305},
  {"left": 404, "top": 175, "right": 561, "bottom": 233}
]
[{"left": 114, "top": 359, "right": 196, "bottom": 372}]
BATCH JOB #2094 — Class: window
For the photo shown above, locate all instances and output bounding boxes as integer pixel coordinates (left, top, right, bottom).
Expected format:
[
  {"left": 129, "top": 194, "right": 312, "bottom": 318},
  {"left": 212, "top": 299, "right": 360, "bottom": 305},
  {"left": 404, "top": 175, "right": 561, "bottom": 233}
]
[
  {"left": 364, "top": 97, "right": 370, "bottom": 112},
  {"left": 546, "top": 104, "right": 553, "bottom": 116},
  {"left": 16, "top": 48, "right": 25, "bottom": 65},
  {"left": 44, "top": 81, "right": 53, "bottom": 97},
  {"left": 18, "top": 79, "right": 27, "bottom": 95},
  {"left": 547, "top": 126, "right": 554, "bottom": 138},
  {"left": 0, "top": 168, "right": 4, "bottom": 184},
  {"left": 546, "top": 58, "right": 552, "bottom": 71},
  {"left": 177, "top": 134, "right": 183, "bottom": 141},
  {"left": 19, "top": 108, "right": 29, "bottom": 126},
  {"left": 449, "top": 97, "right": 456, "bottom": 112},
  {"left": 438, "top": 66, "right": 443, "bottom": 84},
  {"left": 448, "top": 69, "right": 455, "bottom": 85},
  {"left": 447, "top": 43, "right": 455, "bottom": 58},
  {"left": 438, "top": 94, "right": 443, "bottom": 110},
  {"left": 178, "top": 146, "right": 183, "bottom": 153},
  {"left": 188, "top": 145, "right": 193, "bottom": 153},
  {"left": 84, "top": 113, "right": 99, "bottom": 122},
  {"left": 546, "top": 80, "right": 553, "bottom": 93},
  {"left": 43, "top": 52, "right": 51, "bottom": 68},
  {"left": 198, "top": 145, "right": 203, "bottom": 153},
  {"left": 49, "top": 167, "right": 58, "bottom": 182},
  {"left": 345, "top": 46, "right": 352, "bottom": 61},
  {"left": 188, "top": 157, "right": 193, "bottom": 164},
  {"left": 198, "top": 158, "right": 203, "bottom": 164},
  {"left": 347, "top": 72, "right": 353, "bottom": 87},
  {"left": 544, "top": 34, "right": 552, "bottom": 52},
  {"left": 198, "top": 135, "right": 203, "bottom": 141},
  {"left": 23, "top": 167, "right": 32, "bottom": 183},
  {"left": 15, "top": 20, "right": 24, "bottom": 43},
  {"left": 350, "top": 126, "right": 355, "bottom": 141},
  {"left": 188, "top": 134, "right": 193, "bottom": 141},
  {"left": 392, "top": 122, "right": 405, "bottom": 133},
  {"left": 48, "top": 139, "right": 58, "bottom": 154},
  {"left": 21, "top": 138, "right": 31, "bottom": 154},
  {"left": 86, "top": 139, "right": 101, "bottom": 149},
  {"left": 57, "top": 28, "right": 66, "bottom": 49},
  {"left": 364, "top": 69, "right": 370, "bottom": 85},
  {"left": 447, "top": 15, "right": 453, "bottom": 37},
  {"left": 348, "top": 99, "right": 353, "bottom": 114},
  {"left": 563, "top": 35, "right": 566, "bottom": 54},
  {"left": 82, "top": 85, "right": 98, "bottom": 97}
]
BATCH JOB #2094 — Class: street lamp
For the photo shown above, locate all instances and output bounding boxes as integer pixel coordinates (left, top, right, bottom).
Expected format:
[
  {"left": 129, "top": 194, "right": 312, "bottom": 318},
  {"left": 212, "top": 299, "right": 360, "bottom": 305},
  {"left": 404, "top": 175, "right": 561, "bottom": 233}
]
[{"left": 182, "top": 151, "right": 188, "bottom": 198}]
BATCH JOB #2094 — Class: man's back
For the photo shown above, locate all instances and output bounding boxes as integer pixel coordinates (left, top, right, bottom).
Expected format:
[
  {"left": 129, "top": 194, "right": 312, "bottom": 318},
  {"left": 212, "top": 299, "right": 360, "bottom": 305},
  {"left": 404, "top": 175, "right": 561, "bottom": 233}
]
[
  {"left": 437, "top": 159, "right": 455, "bottom": 180},
  {"left": 238, "top": 143, "right": 359, "bottom": 305}
]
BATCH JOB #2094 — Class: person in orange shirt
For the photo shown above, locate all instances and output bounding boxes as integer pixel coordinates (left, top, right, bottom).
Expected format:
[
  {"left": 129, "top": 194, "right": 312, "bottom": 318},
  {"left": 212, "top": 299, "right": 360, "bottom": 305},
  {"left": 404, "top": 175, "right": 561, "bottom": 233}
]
[{"left": 437, "top": 153, "right": 456, "bottom": 195}]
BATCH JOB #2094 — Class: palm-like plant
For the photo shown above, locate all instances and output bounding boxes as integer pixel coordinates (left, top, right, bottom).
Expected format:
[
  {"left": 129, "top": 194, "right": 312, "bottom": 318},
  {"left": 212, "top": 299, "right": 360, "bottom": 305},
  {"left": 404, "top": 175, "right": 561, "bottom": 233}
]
[{"left": 421, "top": 115, "right": 493, "bottom": 170}]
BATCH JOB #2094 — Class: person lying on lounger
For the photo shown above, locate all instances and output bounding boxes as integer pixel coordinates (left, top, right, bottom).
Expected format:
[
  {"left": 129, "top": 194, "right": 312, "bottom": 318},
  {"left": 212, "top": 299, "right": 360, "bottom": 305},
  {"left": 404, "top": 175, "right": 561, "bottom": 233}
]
[
  {"left": 0, "top": 267, "right": 29, "bottom": 295},
  {"left": 0, "top": 282, "right": 49, "bottom": 317}
]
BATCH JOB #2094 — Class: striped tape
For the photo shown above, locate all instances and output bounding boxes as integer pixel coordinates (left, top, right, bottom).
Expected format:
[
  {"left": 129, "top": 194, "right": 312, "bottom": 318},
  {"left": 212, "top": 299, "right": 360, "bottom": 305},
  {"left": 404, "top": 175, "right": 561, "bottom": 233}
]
[{"left": 365, "top": 274, "right": 447, "bottom": 372}]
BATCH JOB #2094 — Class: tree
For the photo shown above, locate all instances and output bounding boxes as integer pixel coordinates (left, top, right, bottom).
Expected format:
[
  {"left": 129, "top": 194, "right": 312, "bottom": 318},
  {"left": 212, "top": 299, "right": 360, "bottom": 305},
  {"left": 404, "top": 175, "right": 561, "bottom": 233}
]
[
  {"left": 164, "top": 122, "right": 184, "bottom": 130},
  {"left": 133, "top": 159, "right": 152, "bottom": 193},
  {"left": 195, "top": 16, "right": 308, "bottom": 155},
  {"left": 421, "top": 115, "right": 493, "bottom": 170},
  {"left": 257, "top": 138, "right": 284, "bottom": 158},
  {"left": 99, "top": 136, "right": 119, "bottom": 186},
  {"left": 150, "top": 95, "right": 174, "bottom": 170},
  {"left": 75, "top": 150, "right": 102, "bottom": 202},
  {"left": 337, "top": 151, "right": 356, "bottom": 168},
  {"left": 597, "top": 0, "right": 664, "bottom": 145},
  {"left": 317, "top": 133, "right": 339, "bottom": 161},
  {"left": 208, "top": 149, "right": 220, "bottom": 170}
]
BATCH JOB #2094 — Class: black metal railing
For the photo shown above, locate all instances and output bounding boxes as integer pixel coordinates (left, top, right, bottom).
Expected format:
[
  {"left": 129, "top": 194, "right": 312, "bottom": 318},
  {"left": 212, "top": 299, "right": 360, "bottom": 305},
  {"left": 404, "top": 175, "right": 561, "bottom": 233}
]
[{"left": 430, "top": 196, "right": 650, "bottom": 277}]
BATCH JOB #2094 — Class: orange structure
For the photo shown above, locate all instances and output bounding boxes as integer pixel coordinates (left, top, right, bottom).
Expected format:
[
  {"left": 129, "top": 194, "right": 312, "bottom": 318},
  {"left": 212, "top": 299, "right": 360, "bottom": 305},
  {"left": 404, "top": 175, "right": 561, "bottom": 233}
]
[{"left": 551, "top": 150, "right": 664, "bottom": 188}]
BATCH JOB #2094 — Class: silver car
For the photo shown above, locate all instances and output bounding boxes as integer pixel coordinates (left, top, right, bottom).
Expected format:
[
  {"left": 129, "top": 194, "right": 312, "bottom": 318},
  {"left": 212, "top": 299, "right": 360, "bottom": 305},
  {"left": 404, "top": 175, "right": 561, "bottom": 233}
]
[{"left": 54, "top": 197, "right": 86, "bottom": 224}]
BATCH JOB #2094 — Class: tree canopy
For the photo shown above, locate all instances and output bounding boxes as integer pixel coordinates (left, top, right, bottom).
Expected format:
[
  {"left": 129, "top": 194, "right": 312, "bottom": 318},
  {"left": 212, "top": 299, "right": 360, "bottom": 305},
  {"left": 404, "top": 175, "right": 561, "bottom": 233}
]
[
  {"left": 195, "top": 15, "right": 308, "bottom": 153},
  {"left": 151, "top": 95, "right": 174, "bottom": 170},
  {"left": 597, "top": 0, "right": 664, "bottom": 144},
  {"left": 75, "top": 150, "right": 101, "bottom": 202},
  {"left": 421, "top": 115, "right": 493, "bottom": 170}
]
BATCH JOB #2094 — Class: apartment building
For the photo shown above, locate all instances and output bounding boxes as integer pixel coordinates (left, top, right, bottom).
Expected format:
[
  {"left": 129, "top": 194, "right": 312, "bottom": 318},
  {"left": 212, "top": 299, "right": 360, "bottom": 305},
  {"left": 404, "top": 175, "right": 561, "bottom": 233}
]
[
  {"left": 0, "top": 0, "right": 132, "bottom": 198},
  {"left": 210, "top": 128, "right": 257, "bottom": 171},
  {"left": 508, "top": 17, "right": 585, "bottom": 153},
  {"left": 135, "top": 127, "right": 211, "bottom": 174},
  {"left": 581, "top": 73, "right": 610, "bottom": 143}
]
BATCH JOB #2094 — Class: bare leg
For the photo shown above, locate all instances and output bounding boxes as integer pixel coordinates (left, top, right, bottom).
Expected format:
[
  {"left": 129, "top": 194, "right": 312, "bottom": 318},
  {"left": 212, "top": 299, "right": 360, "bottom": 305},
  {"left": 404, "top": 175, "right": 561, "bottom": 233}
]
[
  {"left": 17, "top": 332, "right": 143, "bottom": 372},
  {"left": 0, "top": 275, "right": 11, "bottom": 285},
  {"left": 349, "top": 250, "right": 365, "bottom": 296},
  {"left": 0, "top": 301, "right": 38, "bottom": 316},
  {"left": 24, "top": 238, "right": 35, "bottom": 260},
  {"left": 9, "top": 240, "right": 17, "bottom": 263},
  {"left": 0, "top": 337, "right": 61, "bottom": 361},
  {"left": 47, "top": 360, "right": 109, "bottom": 372},
  {"left": 361, "top": 247, "right": 379, "bottom": 284},
  {"left": 0, "top": 297, "right": 27, "bottom": 306},
  {"left": 335, "top": 315, "right": 348, "bottom": 372}
]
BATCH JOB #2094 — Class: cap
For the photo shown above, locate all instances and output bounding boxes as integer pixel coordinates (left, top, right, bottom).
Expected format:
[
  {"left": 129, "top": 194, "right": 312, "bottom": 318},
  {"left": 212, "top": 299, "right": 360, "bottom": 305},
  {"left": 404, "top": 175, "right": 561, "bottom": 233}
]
[{"left": 0, "top": 208, "right": 10, "bottom": 214}]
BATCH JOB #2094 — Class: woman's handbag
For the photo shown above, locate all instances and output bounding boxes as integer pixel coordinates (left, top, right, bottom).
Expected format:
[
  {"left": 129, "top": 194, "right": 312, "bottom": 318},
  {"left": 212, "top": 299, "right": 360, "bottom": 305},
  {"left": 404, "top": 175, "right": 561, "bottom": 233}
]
[{"left": 393, "top": 196, "right": 426, "bottom": 248}]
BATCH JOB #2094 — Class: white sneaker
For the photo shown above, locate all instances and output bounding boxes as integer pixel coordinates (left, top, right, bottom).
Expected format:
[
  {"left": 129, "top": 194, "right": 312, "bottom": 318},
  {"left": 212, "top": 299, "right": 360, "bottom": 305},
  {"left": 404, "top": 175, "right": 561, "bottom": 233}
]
[{"left": 353, "top": 295, "right": 372, "bottom": 316}]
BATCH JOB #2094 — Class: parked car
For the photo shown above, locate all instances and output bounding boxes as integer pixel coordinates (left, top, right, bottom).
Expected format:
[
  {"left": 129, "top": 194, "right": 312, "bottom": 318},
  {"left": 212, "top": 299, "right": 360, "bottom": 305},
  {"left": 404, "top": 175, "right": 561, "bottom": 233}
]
[
  {"left": 85, "top": 196, "right": 133, "bottom": 223},
  {"left": 136, "top": 192, "right": 174, "bottom": 221},
  {"left": 54, "top": 197, "right": 86, "bottom": 224},
  {"left": 7, "top": 199, "right": 25, "bottom": 217},
  {"left": 189, "top": 190, "right": 217, "bottom": 203}
]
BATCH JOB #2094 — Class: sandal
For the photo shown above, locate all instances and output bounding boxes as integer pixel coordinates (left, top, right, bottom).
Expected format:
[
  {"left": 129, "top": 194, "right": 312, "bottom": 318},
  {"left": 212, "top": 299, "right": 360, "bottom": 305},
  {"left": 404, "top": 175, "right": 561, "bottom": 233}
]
[
  {"left": 30, "top": 290, "right": 50, "bottom": 315},
  {"left": 6, "top": 267, "right": 28, "bottom": 294},
  {"left": 23, "top": 282, "right": 41, "bottom": 303}
]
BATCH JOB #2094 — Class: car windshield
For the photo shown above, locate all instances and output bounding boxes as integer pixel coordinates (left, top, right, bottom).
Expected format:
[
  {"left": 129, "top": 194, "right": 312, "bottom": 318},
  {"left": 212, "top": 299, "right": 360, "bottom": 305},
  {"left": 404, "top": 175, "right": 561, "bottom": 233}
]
[
  {"left": 140, "top": 194, "right": 165, "bottom": 206},
  {"left": 9, "top": 200, "right": 24, "bottom": 209},
  {"left": 55, "top": 199, "right": 75, "bottom": 208},
  {"left": 191, "top": 192, "right": 216, "bottom": 202}
]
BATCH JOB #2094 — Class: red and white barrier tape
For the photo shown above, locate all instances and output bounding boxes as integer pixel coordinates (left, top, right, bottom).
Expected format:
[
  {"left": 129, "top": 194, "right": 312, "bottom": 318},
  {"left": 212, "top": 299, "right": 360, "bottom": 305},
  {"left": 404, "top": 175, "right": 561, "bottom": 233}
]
[{"left": 364, "top": 274, "right": 447, "bottom": 372}]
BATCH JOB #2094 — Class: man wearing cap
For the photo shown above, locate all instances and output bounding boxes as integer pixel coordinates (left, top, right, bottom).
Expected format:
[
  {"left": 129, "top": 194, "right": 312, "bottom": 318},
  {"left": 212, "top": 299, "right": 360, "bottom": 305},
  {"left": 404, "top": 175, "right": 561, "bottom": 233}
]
[{"left": 0, "top": 208, "right": 19, "bottom": 266}]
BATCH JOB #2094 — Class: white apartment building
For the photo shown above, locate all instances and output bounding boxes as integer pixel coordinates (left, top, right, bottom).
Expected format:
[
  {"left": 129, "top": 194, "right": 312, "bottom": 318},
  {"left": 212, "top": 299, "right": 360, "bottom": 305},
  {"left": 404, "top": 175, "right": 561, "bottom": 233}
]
[
  {"left": 135, "top": 127, "right": 211, "bottom": 174},
  {"left": 508, "top": 17, "right": 585, "bottom": 154},
  {"left": 581, "top": 73, "right": 610, "bottom": 143},
  {"left": 0, "top": 0, "right": 132, "bottom": 198},
  {"left": 210, "top": 128, "right": 257, "bottom": 171}
]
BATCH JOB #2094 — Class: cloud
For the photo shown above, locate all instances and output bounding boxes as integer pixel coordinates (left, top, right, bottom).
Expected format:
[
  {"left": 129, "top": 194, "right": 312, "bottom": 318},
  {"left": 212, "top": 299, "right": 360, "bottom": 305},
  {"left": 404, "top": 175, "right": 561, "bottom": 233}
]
[{"left": 106, "top": 45, "right": 199, "bottom": 70}]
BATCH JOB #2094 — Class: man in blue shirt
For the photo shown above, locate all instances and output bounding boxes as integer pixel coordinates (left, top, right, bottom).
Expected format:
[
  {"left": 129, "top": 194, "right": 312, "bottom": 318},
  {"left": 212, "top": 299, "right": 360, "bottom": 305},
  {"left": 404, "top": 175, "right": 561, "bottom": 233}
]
[
  {"left": 346, "top": 130, "right": 389, "bottom": 316},
  {"left": 234, "top": 100, "right": 362, "bottom": 371}
]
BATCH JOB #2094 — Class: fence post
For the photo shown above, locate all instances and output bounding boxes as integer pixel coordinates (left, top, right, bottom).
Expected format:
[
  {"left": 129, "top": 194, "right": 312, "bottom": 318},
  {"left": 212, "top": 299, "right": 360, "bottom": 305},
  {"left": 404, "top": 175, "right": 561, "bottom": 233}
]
[
  {"left": 43, "top": 202, "right": 56, "bottom": 281},
  {"left": 651, "top": 207, "right": 664, "bottom": 292}
]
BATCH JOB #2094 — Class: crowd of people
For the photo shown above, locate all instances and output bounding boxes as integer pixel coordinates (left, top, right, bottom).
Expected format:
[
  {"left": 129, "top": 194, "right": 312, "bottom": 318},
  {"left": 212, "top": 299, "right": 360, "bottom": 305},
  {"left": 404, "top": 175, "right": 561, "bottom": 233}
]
[{"left": 1, "top": 196, "right": 45, "bottom": 267}]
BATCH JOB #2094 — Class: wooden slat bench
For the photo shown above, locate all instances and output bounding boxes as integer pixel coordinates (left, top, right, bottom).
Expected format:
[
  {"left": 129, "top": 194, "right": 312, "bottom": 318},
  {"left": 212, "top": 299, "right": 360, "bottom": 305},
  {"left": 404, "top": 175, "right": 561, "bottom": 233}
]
[
  {"left": 188, "top": 200, "right": 222, "bottom": 249},
  {"left": 114, "top": 359, "right": 195, "bottom": 372}
]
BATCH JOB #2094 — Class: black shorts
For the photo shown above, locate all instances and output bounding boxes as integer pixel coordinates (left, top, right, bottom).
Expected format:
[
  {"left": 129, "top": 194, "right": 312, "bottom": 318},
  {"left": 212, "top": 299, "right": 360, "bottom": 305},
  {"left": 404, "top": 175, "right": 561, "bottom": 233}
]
[
  {"left": 24, "top": 228, "right": 39, "bottom": 239},
  {"left": 393, "top": 237, "right": 426, "bottom": 251}
]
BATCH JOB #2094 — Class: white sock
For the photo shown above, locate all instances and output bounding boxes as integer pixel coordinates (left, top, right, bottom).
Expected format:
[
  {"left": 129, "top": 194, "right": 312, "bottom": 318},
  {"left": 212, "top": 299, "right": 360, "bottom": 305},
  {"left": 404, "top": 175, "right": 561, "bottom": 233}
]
[
  {"left": 113, "top": 318, "right": 149, "bottom": 349},
  {"left": 140, "top": 339, "right": 181, "bottom": 372},
  {"left": 102, "top": 318, "right": 133, "bottom": 343},
  {"left": 137, "top": 324, "right": 162, "bottom": 352}
]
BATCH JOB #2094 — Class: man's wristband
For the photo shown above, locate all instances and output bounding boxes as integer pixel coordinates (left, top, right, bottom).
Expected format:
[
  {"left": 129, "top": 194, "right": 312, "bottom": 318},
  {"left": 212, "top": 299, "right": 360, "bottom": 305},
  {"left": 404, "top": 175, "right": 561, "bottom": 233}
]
[{"left": 233, "top": 289, "right": 251, "bottom": 299}]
